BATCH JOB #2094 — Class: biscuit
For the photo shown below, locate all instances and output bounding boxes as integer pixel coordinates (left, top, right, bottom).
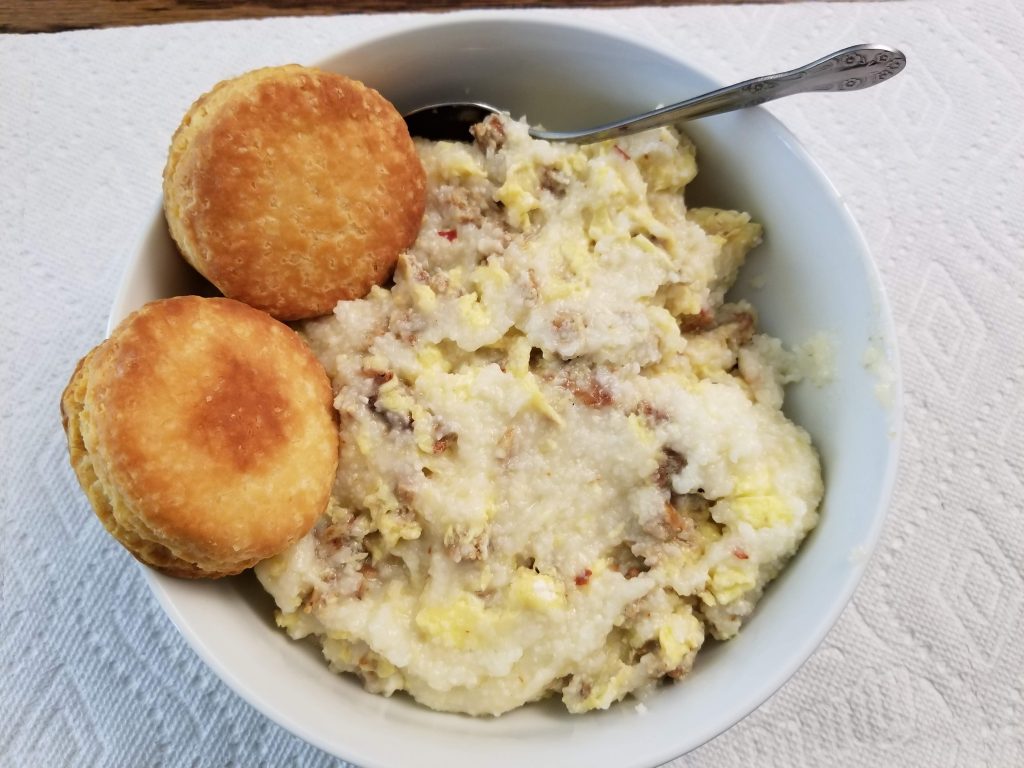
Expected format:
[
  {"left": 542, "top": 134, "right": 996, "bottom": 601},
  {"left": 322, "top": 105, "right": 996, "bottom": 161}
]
[
  {"left": 163, "top": 65, "right": 426, "bottom": 321},
  {"left": 61, "top": 296, "right": 339, "bottom": 578}
]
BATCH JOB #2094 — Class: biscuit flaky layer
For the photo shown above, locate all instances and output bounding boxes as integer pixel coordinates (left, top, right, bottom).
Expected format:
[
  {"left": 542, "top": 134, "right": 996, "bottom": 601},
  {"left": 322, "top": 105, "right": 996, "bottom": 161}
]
[
  {"left": 61, "top": 296, "right": 339, "bottom": 578},
  {"left": 163, "top": 65, "right": 427, "bottom": 321}
]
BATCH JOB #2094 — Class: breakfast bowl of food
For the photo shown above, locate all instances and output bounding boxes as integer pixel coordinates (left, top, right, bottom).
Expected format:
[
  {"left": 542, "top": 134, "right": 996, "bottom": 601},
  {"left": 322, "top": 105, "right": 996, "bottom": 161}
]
[{"left": 81, "top": 13, "right": 902, "bottom": 768}]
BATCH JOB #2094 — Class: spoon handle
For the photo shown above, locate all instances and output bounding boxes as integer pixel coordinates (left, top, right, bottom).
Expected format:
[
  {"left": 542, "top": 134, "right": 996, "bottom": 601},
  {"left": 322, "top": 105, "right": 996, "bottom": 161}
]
[{"left": 529, "top": 44, "right": 907, "bottom": 144}]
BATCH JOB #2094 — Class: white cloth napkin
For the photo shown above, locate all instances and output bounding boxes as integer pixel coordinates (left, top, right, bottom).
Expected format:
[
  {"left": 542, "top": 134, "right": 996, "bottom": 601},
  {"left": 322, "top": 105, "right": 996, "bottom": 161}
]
[{"left": 2, "top": 1, "right": 1021, "bottom": 765}]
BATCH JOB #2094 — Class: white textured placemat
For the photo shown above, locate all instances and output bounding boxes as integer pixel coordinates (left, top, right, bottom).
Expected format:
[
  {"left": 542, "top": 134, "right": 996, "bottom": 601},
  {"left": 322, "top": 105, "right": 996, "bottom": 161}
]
[{"left": 2, "top": 1, "right": 1022, "bottom": 765}]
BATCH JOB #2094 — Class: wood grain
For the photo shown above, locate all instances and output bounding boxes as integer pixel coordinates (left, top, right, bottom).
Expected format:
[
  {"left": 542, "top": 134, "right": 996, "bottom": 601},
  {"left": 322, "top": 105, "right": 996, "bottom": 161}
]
[{"left": 2, "top": 0, "right": 791, "bottom": 34}]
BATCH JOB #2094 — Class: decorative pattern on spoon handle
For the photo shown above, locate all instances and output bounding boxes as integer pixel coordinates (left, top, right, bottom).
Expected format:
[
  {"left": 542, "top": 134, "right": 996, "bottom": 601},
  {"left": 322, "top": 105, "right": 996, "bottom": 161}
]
[{"left": 681, "top": 45, "right": 907, "bottom": 111}]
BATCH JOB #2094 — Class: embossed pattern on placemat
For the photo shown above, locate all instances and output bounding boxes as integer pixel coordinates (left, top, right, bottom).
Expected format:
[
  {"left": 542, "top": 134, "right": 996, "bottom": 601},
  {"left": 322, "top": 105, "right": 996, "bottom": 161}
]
[{"left": 1, "top": 2, "right": 1022, "bottom": 765}]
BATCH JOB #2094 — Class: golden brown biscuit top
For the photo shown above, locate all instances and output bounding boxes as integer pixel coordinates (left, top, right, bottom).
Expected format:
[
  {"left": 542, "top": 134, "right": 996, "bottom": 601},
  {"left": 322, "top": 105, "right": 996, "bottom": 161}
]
[
  {"left": 86, "top": 296, "right": 338, "bottom": 561},
  {"left": 163, "top": 65, "right": 426, "bottom": 320},
  {"left": 188, "top": 349, "right": 288, "bottom": 472}
]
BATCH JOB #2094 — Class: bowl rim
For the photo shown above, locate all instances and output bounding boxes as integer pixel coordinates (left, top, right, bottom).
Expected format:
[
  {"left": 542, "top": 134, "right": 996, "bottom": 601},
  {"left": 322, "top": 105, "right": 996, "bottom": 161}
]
[{"left": 111, "top": 11, "right": 904, "bottom": 767}]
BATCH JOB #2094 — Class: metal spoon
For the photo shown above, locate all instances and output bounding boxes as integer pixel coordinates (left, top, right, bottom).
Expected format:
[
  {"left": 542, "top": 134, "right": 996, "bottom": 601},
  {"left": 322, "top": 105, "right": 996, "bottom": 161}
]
[{"left": 404, "top": 43, "right": 906, "bottom": 143}]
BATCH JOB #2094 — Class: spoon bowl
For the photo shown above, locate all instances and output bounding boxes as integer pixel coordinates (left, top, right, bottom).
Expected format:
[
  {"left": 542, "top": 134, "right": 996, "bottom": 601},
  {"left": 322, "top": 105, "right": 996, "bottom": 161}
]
[{"left": 403, "top": 102, "right": 500, "bottom": 142}]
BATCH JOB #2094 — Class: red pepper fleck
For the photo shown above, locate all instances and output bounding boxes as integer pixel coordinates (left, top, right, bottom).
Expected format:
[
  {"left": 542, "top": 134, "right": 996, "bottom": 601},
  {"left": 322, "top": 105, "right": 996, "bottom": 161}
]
[
  {"left": 437, "top": 229, "right": 457, "bottom": 241},
  {"left": 733, "top": 548, "right": 749, "bottom": 560},
  {"left": 613, "top": 145, "right": 631, "bottom": 161},
  {"left": 574, "top": 569, "right": 593, "bottom": 586},
  {"left": 432, "top": 433, "right": 457, "bottom": 454}
]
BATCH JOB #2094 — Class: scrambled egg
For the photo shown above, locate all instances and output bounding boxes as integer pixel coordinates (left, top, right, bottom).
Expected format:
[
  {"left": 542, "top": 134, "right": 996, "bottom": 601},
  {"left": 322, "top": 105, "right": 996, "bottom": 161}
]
[{"left": 256, "top": 116, "right": 823, "bottom": 716}]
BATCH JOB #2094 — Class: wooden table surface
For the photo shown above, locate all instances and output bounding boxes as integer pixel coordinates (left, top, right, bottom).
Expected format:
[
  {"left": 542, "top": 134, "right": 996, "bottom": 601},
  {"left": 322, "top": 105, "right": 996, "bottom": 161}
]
[{"left": 2, "top": 0, "right": 799, "bottom": 34}]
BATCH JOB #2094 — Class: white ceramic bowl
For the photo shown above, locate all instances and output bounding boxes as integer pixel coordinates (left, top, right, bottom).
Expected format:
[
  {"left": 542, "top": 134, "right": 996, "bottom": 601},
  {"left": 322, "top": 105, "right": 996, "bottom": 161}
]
[{"left": 111, "top": 15, "right": 902, "bottom": 768}]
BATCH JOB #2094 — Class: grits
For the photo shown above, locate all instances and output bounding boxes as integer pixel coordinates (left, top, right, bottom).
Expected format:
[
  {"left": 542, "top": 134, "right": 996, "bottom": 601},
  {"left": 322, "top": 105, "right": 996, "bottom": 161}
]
[{"left": 256, "top": 115, "right": 823, "bottom": 716}]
